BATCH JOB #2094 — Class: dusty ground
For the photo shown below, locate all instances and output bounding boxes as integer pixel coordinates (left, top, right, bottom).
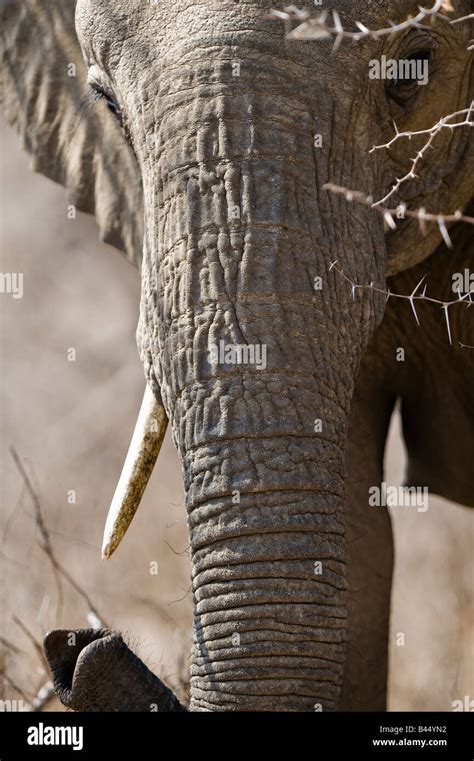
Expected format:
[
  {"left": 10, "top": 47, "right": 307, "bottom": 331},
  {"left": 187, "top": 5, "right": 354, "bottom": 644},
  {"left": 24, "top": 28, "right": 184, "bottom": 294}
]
[{"left": 0, "top": 118, "right": 472, "bottom": 711}]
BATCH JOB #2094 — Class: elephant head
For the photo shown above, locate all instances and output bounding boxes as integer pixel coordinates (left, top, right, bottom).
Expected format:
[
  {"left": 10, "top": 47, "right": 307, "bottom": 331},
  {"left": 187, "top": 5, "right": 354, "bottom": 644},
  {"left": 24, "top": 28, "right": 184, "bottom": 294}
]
[{"left": 1, "top": 0, "right": 472, "bottom": 711}]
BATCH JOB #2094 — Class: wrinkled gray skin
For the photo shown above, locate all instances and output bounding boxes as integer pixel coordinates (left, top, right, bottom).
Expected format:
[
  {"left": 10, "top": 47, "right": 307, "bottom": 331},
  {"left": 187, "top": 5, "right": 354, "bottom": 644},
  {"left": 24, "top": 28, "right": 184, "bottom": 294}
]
[{"left": 1, "top": 0, "right": 473, "bottom": 711}]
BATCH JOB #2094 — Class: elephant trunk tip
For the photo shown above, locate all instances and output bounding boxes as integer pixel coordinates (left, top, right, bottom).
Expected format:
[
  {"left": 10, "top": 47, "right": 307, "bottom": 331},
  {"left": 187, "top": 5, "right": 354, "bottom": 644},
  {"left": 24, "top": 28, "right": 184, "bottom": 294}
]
[
  {"left": 43, "top": 628, "right": 114, "bottom": 709},
  {"left": 43, "top": 628, "right": 186, "bottom": 712}
]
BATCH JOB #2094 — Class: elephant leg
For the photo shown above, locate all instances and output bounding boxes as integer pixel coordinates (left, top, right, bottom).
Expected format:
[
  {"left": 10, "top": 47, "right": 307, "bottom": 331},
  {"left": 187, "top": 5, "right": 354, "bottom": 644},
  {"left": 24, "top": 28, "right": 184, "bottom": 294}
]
[{"left": 340, "top": 377, "right": 396, "bottom": 711}]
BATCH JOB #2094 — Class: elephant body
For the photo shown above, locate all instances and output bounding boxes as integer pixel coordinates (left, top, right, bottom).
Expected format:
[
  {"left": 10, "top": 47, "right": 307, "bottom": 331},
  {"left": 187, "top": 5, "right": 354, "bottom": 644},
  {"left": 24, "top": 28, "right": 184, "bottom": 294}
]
[{"left": 1, "top": 0, "right": 472, "bottom": 711}]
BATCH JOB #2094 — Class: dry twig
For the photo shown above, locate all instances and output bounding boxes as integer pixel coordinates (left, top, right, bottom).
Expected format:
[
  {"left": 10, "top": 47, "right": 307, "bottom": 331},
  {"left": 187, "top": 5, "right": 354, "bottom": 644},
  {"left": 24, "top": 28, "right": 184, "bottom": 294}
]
[
  {"left": 269, "top": 1, "right": 470, "bottom": 50},
  {"left": 26, "top": 682, "right": 55, "bottom": 712},
  {"left": 2, "top": 450, "right": 110, "bottom": 711},
  {"left": 324, "top": 182, "right": 474, "bottom": 250},
  {"left": 10, "top": 447, "right": 64, "bottom": 621},
  {"left": 12, "top": 615, "right": 49, "bottom": 672},
  {"left": 0, "top": 636, "right": 24, "bottom": 656},
  {"left": 370, "top": 105, "right": 474, "bottom": 206},
  {"left": 328, "top": 260, "right": 473, "bottom": 346},
  {"left": 0, "top": 671, "right": 33, "bottom": 703},
  {"left": 10, "top": 447, "right": 107, "bottom": 629}
]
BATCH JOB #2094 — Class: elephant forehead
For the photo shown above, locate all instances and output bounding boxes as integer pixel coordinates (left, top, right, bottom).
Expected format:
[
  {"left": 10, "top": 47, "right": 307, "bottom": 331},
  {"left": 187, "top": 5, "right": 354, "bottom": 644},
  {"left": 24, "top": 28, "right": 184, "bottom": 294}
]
[
  {"left": 76, "top": 0, "right": 429, "bottom": 22},
  {"left": 76, "top": 0, "right": 433, "bottom": 82},
  {"left": 76, "top": 0, "right": 437, "bottom": 51}
]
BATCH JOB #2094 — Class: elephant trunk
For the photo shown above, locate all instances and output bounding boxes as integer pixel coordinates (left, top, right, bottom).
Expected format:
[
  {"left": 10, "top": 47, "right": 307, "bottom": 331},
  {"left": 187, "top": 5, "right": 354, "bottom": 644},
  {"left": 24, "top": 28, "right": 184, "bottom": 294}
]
[
  {"left": 136, "top": 53, "right": 385, "bottom": 711},
  {"left": 187, "top": 437, "right": 347, "bottom": 711}
]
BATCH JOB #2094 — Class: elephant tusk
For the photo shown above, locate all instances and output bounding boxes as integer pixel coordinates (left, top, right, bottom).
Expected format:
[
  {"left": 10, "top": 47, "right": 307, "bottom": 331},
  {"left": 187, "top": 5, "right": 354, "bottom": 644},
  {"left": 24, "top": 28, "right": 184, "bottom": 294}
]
[{"left": 102, "top": 385, "right": 168, "bottom": 560}]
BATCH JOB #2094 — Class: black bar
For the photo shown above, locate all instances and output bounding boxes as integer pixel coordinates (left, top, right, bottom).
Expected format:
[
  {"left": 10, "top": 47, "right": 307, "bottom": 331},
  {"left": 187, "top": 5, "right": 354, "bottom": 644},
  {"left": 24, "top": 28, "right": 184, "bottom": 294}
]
[{"left": 0, "top": 711, "right": 472, "bottom": 759}]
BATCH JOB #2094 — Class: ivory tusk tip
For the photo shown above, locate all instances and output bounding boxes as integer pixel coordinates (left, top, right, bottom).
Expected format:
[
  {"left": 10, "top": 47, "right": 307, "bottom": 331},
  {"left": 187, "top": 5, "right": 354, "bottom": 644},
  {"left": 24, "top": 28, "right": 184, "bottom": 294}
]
[
  {"left": 102, "top": 527, "right": 125, "bottom": 559},
  {"left": 101, "top": 385, "right": 168, "bottom": 560},
  {"left": 101, "top": 540, "right": 115, "bottom": 560}
]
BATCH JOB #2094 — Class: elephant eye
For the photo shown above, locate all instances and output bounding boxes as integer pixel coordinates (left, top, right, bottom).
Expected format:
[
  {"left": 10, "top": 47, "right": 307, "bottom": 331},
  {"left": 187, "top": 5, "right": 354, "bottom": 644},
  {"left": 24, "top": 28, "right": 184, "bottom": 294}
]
[
  {"left": 90, "top": 84, "right": 123, "bottom": 126},
  {"left": 386, "top": 49, "right": 432, "bottom": 107}
]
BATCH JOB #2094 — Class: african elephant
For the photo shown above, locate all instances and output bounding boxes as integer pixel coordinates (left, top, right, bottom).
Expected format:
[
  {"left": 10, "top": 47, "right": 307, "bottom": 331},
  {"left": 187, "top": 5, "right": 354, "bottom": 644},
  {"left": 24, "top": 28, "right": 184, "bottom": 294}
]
[{"left": 1, "top": 0, "right": 472, "bottom": 712}]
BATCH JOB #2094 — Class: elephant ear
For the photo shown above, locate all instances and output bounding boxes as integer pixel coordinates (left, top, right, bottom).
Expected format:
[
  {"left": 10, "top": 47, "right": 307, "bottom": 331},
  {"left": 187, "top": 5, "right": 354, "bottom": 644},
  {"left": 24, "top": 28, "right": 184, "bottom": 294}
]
[
  {"left": 361, "top": 218, "right": 474, "bottom": 508},
  {"left": 0, "top": 0, "right": 143, "bottom": 267}
]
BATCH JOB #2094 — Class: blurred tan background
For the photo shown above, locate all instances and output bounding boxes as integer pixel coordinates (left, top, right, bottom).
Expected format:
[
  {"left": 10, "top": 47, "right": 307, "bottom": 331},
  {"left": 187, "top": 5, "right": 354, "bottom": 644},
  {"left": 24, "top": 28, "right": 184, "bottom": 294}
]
[{"left": 1, "top": 117, "right": 472, "bottom": 711}]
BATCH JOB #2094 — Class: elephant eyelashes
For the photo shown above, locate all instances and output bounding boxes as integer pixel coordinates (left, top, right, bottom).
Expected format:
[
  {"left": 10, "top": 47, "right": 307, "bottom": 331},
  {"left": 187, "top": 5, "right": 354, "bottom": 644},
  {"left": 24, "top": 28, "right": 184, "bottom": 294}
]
[{"left": 90, "top": 84, "right": 123, "bottom": 127}]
